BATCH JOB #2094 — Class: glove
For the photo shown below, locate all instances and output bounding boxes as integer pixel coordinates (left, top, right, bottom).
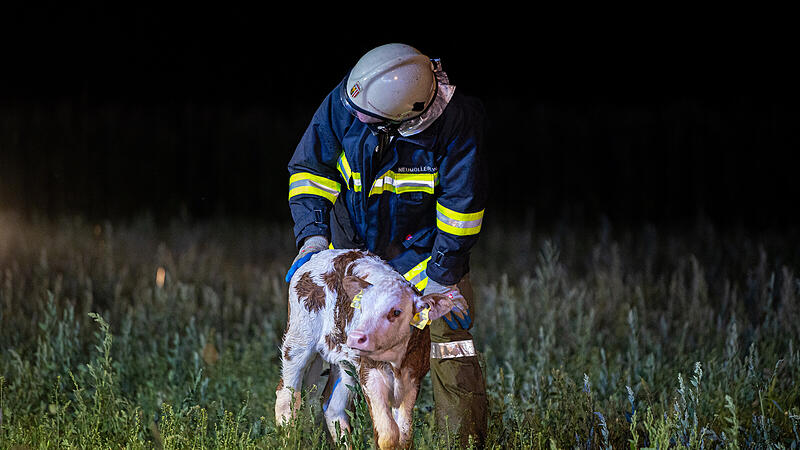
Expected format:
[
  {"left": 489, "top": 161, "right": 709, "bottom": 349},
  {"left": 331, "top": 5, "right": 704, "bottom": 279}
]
[
  {"left": 285, "top": 235, "right": 328, "bottom": 282},
  {"left": 424, "top": 278, "right": 472, "bottom": 330}
]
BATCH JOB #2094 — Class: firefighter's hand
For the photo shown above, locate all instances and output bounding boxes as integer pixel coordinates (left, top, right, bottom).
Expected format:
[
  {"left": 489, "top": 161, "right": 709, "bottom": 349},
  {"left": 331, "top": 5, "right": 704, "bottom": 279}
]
[
  {"left": 424, "top": 278, "right": 472, "bottom": 330},
  {"left": 285, "top": 236, "right": 328, "bottom": 282}
]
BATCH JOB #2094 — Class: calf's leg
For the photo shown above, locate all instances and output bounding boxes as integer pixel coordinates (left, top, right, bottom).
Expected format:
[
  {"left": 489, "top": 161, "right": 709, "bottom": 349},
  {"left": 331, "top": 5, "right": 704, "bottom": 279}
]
[
  {"left": 393, "top": 381, "right": 420, "bottom": 449},
  {"left": 361, "top": 368, "right": 399, "bottom": 450},
  {"left": 322, "top": 362, "right": 356, "bottom": 441},
  {"left": 275, "top": 330, "right": 316, "bottom": 426}
]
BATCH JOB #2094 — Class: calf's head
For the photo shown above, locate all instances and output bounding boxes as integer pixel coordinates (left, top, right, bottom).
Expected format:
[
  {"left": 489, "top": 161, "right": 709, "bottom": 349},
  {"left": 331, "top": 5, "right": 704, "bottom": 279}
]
[{"left": 343, "top": 274, "right": 466, "bottom": 366}]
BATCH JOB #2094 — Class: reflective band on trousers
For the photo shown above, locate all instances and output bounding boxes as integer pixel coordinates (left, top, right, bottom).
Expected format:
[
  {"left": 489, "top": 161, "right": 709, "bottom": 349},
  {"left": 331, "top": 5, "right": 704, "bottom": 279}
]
[{"left": 431, "top": 339, "right": 476, "bottom": 359}]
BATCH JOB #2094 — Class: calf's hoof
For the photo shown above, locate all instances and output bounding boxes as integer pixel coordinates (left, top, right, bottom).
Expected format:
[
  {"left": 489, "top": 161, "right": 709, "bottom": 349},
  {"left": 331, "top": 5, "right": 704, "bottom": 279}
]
[{"left": 274, "top": 389, "right": 302, "bottom": 426}]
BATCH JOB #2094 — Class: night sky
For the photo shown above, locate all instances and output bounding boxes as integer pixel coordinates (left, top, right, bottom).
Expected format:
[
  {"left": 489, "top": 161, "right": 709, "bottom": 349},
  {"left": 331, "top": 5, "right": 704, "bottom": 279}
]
[{"left": 1, "top": 6, "right": 798, "bottom": 231}]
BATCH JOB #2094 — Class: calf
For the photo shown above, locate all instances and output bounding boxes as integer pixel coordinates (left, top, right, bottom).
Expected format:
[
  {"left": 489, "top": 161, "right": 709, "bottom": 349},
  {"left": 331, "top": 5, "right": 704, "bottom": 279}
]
[{"left": 275, "top": 249, "right": 466, "bottom": 449}]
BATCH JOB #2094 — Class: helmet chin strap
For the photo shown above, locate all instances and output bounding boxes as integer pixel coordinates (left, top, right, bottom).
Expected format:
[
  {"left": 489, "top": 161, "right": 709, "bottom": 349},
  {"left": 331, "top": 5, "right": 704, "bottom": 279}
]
[{"left": 369, "top": 122, "right": 400, "bottom": 154}]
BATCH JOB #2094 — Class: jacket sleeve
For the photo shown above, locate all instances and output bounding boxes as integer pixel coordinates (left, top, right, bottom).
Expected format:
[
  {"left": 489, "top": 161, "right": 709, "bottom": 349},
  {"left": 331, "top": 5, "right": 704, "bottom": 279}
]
[
  {"left": 425, "top": 96, "right": 489, "bottom": 286},
  {"left": 288, "top": 82, "right": 352, "bottom": 249}
]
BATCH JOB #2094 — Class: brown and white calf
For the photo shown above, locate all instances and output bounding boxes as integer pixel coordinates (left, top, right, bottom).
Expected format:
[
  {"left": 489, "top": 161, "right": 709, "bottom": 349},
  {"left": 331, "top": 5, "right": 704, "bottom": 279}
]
[{"left": 275, "top": 249, "right": 466, "bottom": 449}]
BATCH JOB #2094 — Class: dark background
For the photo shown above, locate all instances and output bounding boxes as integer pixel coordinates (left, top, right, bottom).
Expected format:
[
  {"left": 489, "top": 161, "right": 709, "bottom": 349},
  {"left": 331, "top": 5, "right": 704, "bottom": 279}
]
[{"left": 1, "top": 6, "right": 798, "bottom": 231}]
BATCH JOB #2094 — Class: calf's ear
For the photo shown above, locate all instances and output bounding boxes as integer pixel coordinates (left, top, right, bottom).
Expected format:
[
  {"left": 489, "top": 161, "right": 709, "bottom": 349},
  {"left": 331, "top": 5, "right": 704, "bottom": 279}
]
[
  {"left": 417, "top": 289, "right": 468, "bottom": 321},
  {"left": 342, "top": 275, "right": 372, "bottom": 300}
]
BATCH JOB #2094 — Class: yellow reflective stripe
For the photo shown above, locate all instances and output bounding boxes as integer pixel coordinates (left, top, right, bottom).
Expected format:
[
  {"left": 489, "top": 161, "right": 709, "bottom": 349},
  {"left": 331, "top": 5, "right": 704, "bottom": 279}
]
[
  {"left": 288, "top": 173, "right": 341, "bottom": 203},
  {"left": 337, "top": 153, "right": 352, "bottom": 183},
  {"left": 337, "top": 156, "right": 438, "bottom": 196},
  {"left": 403, "top": 256, "right": 431, "bottom": 291},
  {"left": 337, "top": 153, "right": 362, "bottom": 192},
  {"left": 436, "top": 202, "right": 484, "bottom": 221},
  {"left": 369, "top": 171, "right": 438, "bottom": 196},
  {"left": 290, "top": 172, "right": 341, "bottom": 190},
  {"left": 436, "top": 202, "right": 484, "bottom": 236},
  {"left": 289, "top": 186, "right": 339, "bottom": 203}
]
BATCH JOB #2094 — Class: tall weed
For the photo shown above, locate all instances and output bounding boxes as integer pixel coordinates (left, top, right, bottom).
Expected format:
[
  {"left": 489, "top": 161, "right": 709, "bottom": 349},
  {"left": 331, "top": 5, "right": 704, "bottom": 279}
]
[{"left": 1, "top": 212, "right": 799, "bottom": 447}]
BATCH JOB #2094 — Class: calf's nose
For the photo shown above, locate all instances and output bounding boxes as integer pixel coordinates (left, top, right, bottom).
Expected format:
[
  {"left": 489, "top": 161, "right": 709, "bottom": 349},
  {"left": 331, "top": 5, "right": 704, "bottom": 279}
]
[{"left": 346, "top": 331, "right": 370, "bottom": 350}]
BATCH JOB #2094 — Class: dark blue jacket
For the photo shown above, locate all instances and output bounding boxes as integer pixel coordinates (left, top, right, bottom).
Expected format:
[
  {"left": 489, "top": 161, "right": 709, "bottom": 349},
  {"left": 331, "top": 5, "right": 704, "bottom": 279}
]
[{"left": 288, "top": 79, "right": 487, "bottom": 288}]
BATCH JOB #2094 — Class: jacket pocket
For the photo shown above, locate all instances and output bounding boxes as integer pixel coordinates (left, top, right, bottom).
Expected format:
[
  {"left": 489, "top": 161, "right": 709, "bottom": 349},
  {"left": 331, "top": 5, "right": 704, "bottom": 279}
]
[
  {"left": 402, "top": 225, "right": 436, "bottom": 249},
  {"left": 393, "top": 190, "right": 434, "bottom": 237}
]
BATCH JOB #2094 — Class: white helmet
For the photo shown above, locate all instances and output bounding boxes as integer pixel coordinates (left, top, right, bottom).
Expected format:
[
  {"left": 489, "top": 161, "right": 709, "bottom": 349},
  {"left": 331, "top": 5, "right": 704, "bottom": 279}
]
[{"left": 340, "top": 43, "right": 437, "bottom": 124}]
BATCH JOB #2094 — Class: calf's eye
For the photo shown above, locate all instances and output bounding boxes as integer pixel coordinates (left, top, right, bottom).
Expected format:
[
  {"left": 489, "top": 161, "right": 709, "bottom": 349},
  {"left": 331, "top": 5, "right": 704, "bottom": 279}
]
[{"left": 387, "top": 309, "right": 403, "bottom": 322}]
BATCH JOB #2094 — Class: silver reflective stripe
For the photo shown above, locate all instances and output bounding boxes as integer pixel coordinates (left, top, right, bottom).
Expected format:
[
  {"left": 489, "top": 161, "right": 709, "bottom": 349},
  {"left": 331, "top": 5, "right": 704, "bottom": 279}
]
[
  {"left": 288, "top": 179, "right": 340, "bottom": 198},
  {"left": 372, "top": 177, "right": 435, "bottom": 191},
  {"left": 369, "top": 171, "right": 437, "bottom": 195},
  {"left": 430, "top": 339, "right": 476, "bottom": 359},
  {"left": 435, "top": 210, "right": 483, "bottom": 229},
  {"left": 393, "top": 179, "right": 435, "bottom": 189}
]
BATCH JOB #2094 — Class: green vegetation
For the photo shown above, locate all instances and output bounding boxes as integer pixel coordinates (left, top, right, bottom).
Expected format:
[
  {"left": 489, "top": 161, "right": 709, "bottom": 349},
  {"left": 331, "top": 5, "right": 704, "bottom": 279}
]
[{"left": 1, "top": 212, "right": 799, "bottom": 448}]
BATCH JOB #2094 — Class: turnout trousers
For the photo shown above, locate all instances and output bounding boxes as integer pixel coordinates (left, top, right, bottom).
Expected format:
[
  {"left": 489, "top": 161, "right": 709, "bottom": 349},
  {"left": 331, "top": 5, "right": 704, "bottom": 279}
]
[{"left": 429, "top": 274, "right": 488, "bottom": 447}]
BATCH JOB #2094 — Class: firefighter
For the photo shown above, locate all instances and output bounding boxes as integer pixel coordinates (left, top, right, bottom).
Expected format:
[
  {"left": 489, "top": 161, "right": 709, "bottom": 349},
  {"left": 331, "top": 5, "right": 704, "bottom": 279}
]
[{"left": 285, "top": 43, "right": 488, "bottom": 447}]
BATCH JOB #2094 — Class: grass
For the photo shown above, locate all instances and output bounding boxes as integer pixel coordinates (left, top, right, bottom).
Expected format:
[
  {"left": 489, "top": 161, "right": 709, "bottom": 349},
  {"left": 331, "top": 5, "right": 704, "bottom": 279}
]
[{"left": 1, "top": 210, "right": 799, "bottom": 448}]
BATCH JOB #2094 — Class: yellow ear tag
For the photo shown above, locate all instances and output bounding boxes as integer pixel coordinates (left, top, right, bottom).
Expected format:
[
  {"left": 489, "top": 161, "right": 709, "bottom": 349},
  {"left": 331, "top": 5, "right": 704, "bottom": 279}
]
[
  {"left": 350, "top": 290, "right": 363, "bottom": 309},
  {"left": 410, "top": 306, "right": 431, "bottom": 329}
]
